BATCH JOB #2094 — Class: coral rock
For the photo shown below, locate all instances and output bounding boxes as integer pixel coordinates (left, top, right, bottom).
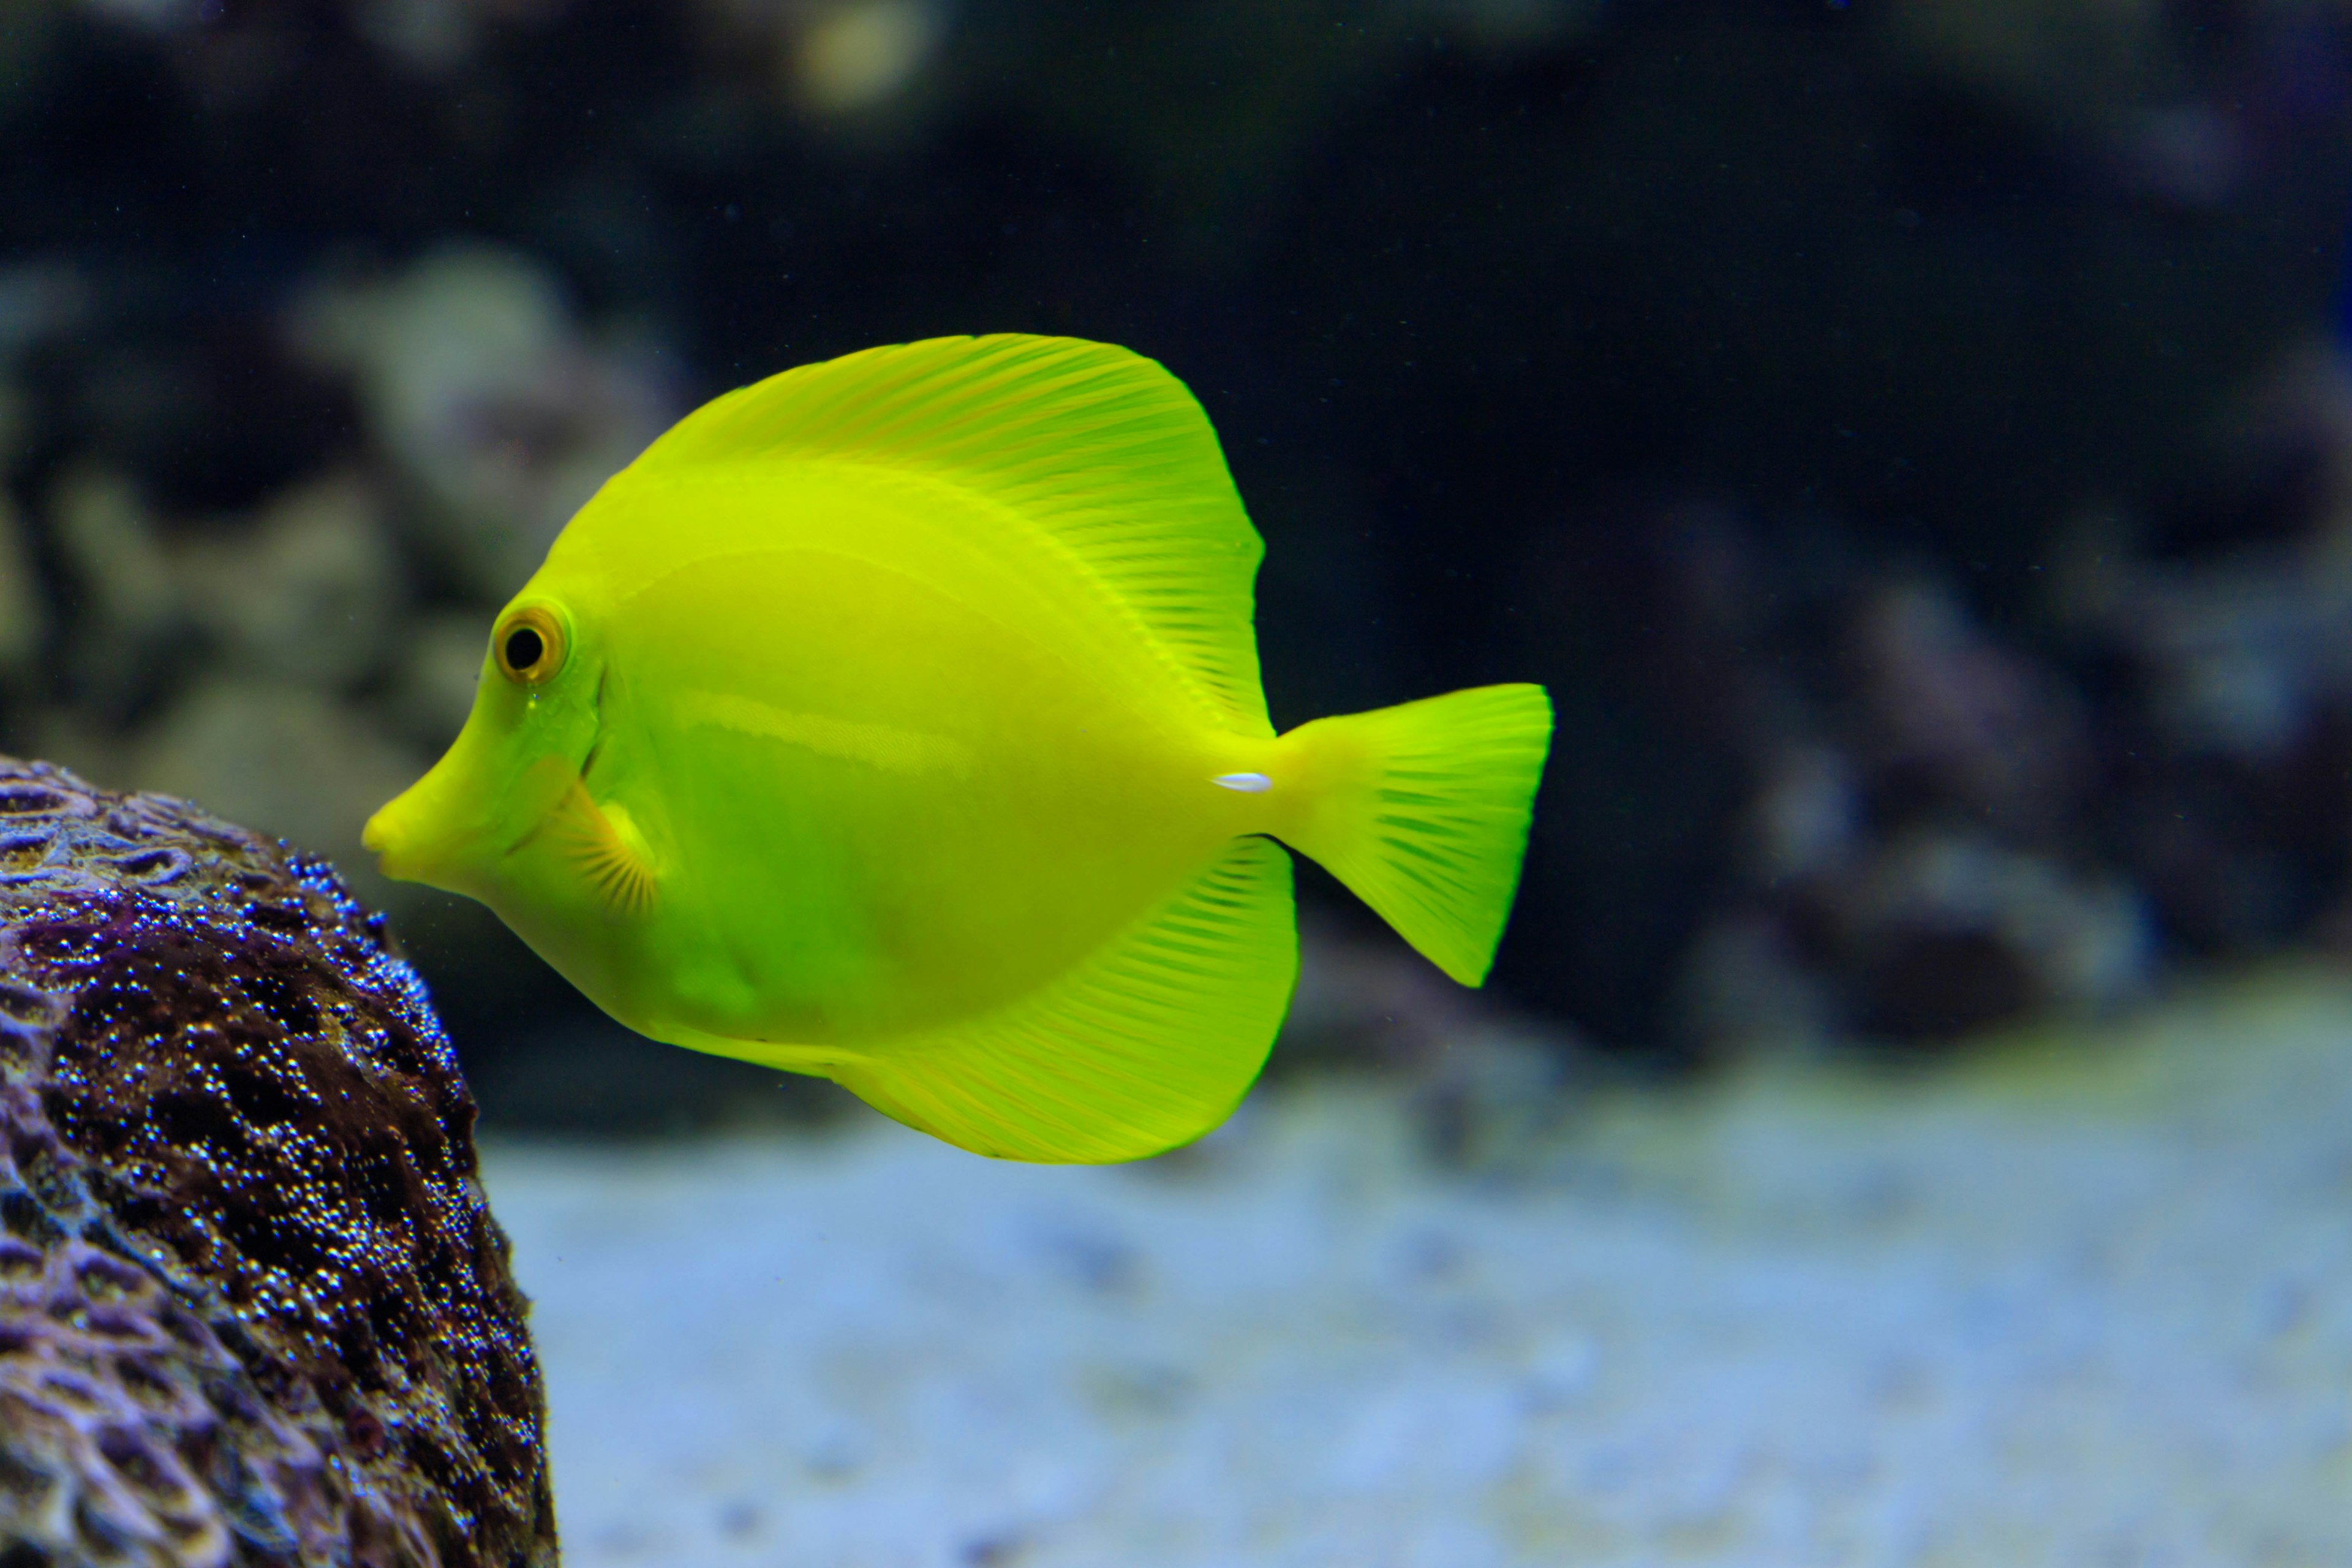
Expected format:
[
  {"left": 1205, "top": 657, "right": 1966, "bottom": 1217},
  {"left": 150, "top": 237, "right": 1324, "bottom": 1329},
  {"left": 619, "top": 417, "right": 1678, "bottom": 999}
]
[{"left": 0, "top": 758, "right": 556, "bottom": 1567}]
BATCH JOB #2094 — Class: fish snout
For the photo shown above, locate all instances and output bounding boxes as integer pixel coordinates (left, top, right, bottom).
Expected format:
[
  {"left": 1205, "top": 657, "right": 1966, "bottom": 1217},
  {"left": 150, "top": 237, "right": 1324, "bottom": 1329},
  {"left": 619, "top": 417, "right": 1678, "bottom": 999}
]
[
  {"left": 364, "top": 767, "right": 489, "bottom": 889},
  {"left": 363, "top": 788, "right": 441, "bottom": 883}
]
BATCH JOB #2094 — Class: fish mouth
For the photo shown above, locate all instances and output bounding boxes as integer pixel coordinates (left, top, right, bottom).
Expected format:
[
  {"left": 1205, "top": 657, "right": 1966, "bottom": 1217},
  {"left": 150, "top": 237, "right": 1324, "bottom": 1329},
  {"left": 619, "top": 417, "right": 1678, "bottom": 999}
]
[
  {"left": 363, "top": 791, "right": 454, "bottom": 885},
  {"left": 364, "top": 762, "right": 493, "bottom": 890},
  {"left": 366, "top": 748, "right": 582, "bottom": 892}
]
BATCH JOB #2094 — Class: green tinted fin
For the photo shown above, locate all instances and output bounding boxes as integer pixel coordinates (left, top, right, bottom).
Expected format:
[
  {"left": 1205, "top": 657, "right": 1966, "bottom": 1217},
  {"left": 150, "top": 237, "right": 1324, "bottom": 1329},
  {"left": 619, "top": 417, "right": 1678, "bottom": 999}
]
[
  {"left": 546, "top": 775, "right": 657, "bottom": 919},
  {"left": 1281, "top": 683, "right": 1551, "bottom": 986},
  {"left": 633, "top": 334, "right": 1272, "bottom": 737},
  {"left": 827, "top": 835, "right": 1298, "bottom": 1163}
]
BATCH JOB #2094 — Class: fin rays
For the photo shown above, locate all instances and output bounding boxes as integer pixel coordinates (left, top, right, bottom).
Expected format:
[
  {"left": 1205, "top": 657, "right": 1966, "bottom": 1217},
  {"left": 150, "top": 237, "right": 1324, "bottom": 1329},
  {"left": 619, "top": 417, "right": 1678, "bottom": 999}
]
[
  {"left": 1278, "top": 684, "right": 1552, "bottom": 986},
  {"left": 632, "top": 334, "right": 1273, "bottom": 737},
  {"left": 827, "top": 835, "right": 1297, "bottom": 1163},
  {"left": 547, "top": 777, "right": 657, "bottom": 919}
]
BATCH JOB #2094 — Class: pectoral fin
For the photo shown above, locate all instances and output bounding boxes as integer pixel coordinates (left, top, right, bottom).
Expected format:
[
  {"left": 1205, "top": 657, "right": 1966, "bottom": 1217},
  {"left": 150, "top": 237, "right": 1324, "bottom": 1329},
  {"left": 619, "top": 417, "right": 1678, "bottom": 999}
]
[{"left": 543, "top": 772, "right": 658, "bottom": 919}]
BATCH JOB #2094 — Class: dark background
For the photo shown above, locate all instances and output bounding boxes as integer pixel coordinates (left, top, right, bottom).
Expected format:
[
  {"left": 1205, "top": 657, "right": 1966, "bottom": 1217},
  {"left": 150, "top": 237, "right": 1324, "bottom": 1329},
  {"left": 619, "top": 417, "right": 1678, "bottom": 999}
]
[{"left": 6, "top": 0, "right": 2351, "bottom": 1125}]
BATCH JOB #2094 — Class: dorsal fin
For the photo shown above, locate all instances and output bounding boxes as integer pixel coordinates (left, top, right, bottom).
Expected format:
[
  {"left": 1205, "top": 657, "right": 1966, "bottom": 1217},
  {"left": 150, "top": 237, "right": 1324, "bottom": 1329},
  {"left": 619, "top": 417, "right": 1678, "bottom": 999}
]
[{"left": 631, "top": 334, "right": 1272, "bottom": 737}]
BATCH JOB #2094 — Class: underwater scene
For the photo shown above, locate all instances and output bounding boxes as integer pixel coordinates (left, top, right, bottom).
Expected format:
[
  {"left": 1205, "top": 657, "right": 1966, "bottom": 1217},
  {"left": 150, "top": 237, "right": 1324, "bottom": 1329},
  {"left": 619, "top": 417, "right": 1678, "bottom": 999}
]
[{"left": 2, "top": 1, "right": 2350, "bottom": 1564}]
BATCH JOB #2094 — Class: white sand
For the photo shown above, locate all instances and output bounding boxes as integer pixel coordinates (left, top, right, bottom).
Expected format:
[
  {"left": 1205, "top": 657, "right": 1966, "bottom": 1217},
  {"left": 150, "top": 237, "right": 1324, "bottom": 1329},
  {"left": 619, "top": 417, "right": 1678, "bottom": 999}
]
[{"left": 483, "top": 970, "right": 2352, "bottom": 1567}]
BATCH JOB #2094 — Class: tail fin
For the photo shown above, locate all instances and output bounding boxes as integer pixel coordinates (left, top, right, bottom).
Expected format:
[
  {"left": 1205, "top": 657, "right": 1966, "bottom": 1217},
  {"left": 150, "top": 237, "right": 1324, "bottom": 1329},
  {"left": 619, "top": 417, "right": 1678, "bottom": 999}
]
[{"left": 1275, "top": 684, "right": 1552, "bottom": 986}]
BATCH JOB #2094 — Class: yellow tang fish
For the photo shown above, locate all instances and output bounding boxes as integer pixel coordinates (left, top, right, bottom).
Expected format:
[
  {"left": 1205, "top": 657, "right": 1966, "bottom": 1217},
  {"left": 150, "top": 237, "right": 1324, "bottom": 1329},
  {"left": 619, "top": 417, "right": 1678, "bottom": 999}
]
[{"left": 363, "top": 334, "right": 1552, "bottom": 1163}]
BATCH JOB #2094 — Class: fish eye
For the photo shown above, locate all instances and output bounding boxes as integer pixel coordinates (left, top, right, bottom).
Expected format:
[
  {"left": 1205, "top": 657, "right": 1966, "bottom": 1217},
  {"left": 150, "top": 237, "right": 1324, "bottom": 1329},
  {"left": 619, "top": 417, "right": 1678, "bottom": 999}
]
[{"left": 493, "top": 604, "right": 568, "bottom": 687}]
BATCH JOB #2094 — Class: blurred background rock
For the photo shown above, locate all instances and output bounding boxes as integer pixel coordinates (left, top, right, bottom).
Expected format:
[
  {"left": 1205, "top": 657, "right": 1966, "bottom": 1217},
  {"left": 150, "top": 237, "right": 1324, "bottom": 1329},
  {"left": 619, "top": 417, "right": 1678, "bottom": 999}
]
[{"left": 2, "top": 0, "right": 2350, "bottom": 1136}]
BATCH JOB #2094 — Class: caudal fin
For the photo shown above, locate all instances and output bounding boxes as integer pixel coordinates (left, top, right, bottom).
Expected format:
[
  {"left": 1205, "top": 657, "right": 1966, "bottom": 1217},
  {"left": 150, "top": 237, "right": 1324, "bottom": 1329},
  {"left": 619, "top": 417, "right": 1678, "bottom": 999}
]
[{"left": 1276, "top": 684, "right": 1552, "bottom": 986}]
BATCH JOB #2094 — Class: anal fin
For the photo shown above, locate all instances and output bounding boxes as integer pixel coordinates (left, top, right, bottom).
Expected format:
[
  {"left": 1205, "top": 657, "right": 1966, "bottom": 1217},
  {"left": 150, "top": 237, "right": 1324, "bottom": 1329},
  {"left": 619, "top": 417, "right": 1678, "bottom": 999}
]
[{"left": 827, "top": 835, "right": 1298, "bottom": 1163}]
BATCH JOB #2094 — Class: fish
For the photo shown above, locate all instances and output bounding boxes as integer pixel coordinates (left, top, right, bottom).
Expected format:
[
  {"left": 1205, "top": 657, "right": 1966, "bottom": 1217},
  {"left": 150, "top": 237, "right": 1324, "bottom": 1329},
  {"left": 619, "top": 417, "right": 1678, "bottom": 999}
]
[{"left": 363, "top": 334, "right": 1553, "bottom": 1162}]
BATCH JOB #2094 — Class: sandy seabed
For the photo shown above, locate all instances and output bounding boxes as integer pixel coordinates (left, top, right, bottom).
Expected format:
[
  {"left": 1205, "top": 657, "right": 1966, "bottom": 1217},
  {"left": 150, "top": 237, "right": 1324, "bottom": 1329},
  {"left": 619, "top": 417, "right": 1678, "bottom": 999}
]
[{"left": 483, "top": 970, "right": 2352, "bottom": 1567}]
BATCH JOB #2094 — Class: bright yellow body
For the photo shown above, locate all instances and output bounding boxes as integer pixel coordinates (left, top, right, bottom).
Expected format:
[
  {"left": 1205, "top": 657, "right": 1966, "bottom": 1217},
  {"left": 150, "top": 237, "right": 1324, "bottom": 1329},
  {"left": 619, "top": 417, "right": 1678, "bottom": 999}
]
[
  {"left": 513, "top": 470, "right": 1270, "bottom": 1054},
  {"left": 366, "top": 335, "right": 1551, "bottom": 1161}
]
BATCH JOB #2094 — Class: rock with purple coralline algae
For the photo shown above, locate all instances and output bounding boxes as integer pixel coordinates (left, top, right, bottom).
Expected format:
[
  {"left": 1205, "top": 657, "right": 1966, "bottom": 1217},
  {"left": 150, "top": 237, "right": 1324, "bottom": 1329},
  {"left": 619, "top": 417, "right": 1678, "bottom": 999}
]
[{"left": 0, "top": 758, "right": 556, "bottom": 1567}]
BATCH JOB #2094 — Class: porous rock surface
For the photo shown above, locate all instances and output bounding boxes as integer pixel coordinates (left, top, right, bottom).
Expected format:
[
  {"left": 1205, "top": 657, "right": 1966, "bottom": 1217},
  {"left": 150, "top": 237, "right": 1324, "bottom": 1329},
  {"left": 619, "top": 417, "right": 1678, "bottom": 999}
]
[{"left": 0, "top": 758, "right": 554, "bottom": 1567}]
